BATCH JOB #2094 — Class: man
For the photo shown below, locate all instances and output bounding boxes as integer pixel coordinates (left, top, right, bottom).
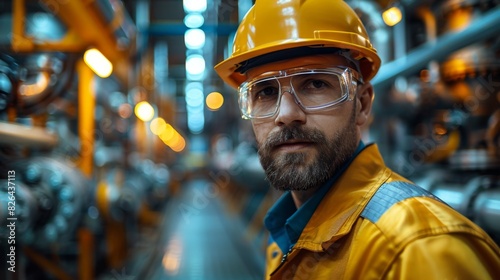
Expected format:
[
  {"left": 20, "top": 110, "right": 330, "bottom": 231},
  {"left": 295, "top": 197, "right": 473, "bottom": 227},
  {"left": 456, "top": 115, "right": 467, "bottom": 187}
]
[{"left": 214, "top": 0, "right": 500, "bottom": 279}]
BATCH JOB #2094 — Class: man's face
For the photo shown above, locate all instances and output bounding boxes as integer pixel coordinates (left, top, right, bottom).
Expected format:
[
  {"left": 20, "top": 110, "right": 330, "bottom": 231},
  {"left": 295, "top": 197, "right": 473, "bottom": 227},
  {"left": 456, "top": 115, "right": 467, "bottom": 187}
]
[{"left": 246, "top": 55, "right": 362, "bottom": 192}]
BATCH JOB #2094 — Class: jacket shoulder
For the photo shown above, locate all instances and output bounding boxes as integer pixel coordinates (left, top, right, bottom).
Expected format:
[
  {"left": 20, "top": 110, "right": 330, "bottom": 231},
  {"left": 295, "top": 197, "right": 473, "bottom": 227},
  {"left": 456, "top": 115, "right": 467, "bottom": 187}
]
[
  {"left": 362, "top": 180, "right": 497, "bottom": 250},
  {"left": 360, "top": 181, "right": 443, "bottom": 224}
]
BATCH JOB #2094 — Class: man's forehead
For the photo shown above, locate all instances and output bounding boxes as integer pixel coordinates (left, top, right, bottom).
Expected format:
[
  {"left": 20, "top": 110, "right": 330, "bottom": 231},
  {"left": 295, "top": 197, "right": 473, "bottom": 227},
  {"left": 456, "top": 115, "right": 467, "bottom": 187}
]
[{"left": 245, "top": 54, "right": 351, "bottom": 78}]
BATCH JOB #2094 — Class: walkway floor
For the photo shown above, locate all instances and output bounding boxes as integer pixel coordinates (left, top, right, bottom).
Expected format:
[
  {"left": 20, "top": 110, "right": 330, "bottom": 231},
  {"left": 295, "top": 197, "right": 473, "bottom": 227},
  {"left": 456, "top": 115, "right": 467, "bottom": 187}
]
[{"left": 126, "top": 178, "right": 265, "bottom": 280}]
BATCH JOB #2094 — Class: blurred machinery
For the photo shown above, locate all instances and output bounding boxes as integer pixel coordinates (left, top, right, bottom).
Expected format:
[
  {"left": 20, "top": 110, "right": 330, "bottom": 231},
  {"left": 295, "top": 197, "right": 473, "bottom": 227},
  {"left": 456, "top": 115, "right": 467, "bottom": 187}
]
[{"left": 0, "top": 1, "right": 173, "bottom": 279}]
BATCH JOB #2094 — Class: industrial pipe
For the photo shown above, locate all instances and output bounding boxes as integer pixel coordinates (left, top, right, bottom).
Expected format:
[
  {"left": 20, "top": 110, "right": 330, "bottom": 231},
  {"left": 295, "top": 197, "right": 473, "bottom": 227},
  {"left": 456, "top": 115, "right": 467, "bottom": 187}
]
[
  {"left": 0, "top": 121, "right": 58, "bottom": 148},
  {"left": 36, "top": 0, "right": 135, "bottom": 83},
  {"left": 372, "top": 7, "right": 500, "bottom": 91}
]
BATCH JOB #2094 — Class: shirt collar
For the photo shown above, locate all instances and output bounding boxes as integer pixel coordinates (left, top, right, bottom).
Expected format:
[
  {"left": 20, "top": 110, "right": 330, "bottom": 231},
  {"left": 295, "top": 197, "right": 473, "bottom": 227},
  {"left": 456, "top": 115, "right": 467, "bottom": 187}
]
[{"left": 264, "top": 141, "right": 366, "bottom": 254}]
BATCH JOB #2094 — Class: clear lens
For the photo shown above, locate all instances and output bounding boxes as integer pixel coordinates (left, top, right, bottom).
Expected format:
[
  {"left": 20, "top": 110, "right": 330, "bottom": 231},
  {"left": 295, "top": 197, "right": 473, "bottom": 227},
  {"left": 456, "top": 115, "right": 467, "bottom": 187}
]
[
  {"left": 246, "top": 77, "right": 280, "bottom": 118},
  {"left": 290, "top": 71, "right": 344, "bottom": 107},
  {"left": 239, "top": 67, "right": 358, "bottom": 119}
]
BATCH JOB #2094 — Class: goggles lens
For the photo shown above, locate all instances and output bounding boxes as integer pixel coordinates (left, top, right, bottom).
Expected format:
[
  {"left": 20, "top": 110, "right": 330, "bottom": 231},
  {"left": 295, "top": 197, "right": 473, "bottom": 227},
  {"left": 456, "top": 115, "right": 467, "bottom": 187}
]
[{"left": 238, "top": 67, "right": 360, "bottom": 119}]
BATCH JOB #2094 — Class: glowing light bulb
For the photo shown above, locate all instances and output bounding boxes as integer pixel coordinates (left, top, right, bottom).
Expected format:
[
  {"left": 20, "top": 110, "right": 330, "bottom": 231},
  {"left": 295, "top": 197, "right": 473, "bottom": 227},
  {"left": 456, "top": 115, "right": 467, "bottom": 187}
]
[
  {"left": 383, "top": 7, "right": 402, "bottom": 27},
  {"left": 83, "top": 48, "right": 113, "bottom": 78},
  {"left": 206, "top": 92, "right": 224, "bottom": 111},
  {"left": 134, "top": 101, "right": 155, "bottom": 122}
]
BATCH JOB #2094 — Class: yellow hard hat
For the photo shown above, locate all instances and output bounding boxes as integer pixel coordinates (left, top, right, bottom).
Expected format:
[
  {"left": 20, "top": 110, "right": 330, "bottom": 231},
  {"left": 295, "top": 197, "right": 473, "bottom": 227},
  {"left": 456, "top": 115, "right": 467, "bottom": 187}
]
[{"left": 214, "top": 0, "right": 381, "bottom": 89}]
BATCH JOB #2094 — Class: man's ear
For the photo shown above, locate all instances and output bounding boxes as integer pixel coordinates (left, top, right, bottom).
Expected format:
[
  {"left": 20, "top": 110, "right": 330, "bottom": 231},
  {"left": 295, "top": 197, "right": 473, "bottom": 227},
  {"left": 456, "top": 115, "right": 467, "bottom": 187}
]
[{"left": 355, "top": 82, "right": 374, "bottom": 127}]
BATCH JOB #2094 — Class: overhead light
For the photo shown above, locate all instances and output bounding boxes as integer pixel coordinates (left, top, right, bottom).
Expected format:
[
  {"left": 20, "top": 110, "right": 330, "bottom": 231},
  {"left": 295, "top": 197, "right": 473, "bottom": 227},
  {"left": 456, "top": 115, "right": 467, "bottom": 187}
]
[
  {"left": 159, "top": 124, "right": 186, "bottom": 152},
  {"left": 183, "top": 0, "right": 207, "bottom": 13},
  {"left": 159, "top": 123, "right": 176, "bottom": 142},
  {"left": 134, "top": 101, "right": 155, "bottom": 122},
  {"left": 187, "top": 114, "right": 204, "bottom": 134},
  {"left": 118, "top": 104, "right": 132, "bottom": 118},
  {"left": 184, "top": 82, "right": 204, "bottom": 134},
  {"left": 83, "top": 48, "right": 113, "bottom": 78},
  {"left": 150, "top": 117, "right": 167, "bottom": 135},
  {"left": 206, "top": 92, "right": 224, "bottom": 111},
  {"left": 184, "top": 13, "right": 204, "bottom": 28},
  {"left": 185, "top": 54, "right": 205, "bottom": 76},
  {"left": 185, "top": 29, "right": 206, "bottom": 49},
  {"left": 383, "top": 6, "right": 403, "bottom": 27},
  {"left": 186, "top": 88, "right": 204, "bottom": 108}
]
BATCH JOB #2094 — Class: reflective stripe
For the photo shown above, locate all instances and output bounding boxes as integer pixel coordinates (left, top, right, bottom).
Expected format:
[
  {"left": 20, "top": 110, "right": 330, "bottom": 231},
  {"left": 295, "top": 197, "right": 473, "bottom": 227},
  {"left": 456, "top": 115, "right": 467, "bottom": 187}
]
[{"left": 360, "top": 181, "right": 444, "bottom": 223}]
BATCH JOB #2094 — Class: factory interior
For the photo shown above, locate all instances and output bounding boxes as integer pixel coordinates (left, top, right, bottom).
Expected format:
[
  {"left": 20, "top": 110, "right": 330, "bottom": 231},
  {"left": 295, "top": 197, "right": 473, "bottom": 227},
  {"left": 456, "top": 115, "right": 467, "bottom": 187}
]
[{"left": 0, "top": 0, "right": 499, "bottom": 279}]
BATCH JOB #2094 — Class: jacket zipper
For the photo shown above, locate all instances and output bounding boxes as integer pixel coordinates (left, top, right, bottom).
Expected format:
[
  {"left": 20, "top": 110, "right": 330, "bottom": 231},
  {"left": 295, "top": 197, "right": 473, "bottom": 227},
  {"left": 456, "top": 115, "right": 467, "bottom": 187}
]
[{"left": 270, "top": 246, "right": 294, "bottom": 276}]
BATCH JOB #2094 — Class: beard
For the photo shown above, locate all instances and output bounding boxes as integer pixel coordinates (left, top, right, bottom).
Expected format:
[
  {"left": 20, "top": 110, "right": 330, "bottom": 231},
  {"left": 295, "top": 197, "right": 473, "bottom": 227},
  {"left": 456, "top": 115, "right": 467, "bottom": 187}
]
[{"left": 257, "top": 108, "right": 359, "bottom": 192}]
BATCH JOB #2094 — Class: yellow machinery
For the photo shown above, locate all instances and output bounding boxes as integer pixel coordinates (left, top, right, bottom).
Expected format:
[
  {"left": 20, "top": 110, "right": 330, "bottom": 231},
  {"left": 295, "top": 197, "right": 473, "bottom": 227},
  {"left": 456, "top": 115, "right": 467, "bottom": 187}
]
[{"left": 0, "top": 1, "right": 168, "bottom": 279}]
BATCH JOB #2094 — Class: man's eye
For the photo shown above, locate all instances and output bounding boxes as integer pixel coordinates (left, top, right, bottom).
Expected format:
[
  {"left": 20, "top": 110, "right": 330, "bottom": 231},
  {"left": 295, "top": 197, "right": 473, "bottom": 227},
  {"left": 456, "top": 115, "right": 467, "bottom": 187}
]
[
  {"left": 252, "top": 86, "right": 279, "bottom": 100},
  {"left": 306, "top": 80, "right": 327, "bottom": 89},
  {"left": 300, "top": 80, "right": 331, "bottom": 94},
  {"left": 260, "top": 87, "right": 278, "bottom": 96}
]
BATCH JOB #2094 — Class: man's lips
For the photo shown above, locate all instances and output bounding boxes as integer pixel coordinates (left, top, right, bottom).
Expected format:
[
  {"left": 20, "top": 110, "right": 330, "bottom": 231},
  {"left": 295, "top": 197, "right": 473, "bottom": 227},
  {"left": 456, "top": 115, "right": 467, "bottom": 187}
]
[{"left": 272, "top": 139, "right": 315, "bottom": 152}]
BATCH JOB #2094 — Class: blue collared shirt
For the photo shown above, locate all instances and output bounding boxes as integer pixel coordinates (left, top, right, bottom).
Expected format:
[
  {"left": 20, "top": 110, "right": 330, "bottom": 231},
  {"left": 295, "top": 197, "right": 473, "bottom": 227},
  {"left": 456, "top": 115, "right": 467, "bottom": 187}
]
[{"left": 264, "top": 141, "right": 366, "bottom": 254}]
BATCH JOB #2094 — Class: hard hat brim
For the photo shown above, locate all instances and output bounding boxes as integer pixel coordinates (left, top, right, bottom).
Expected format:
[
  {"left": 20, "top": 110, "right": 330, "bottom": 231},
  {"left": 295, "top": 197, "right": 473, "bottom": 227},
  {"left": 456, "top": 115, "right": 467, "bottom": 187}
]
[{"left": 214, "top": 38, "right": 381, "bottom": 89}]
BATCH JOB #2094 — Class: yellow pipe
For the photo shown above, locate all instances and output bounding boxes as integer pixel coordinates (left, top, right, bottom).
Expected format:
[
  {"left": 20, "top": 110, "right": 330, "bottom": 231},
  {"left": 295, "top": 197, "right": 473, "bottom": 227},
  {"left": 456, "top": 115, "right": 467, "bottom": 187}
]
[
  {"left": 77, "top": 60, "right": 95, "bottom": 177},
  {"left": 78, "top": 229, "right": 94, "bottom": 280},
  {"left": 96, "top": 181, "right": 110, "bottom": 218},
  {"left": 95, "top": 178, "right": 128, "bottom": 269},
  {"left": 106, "top": 221, "right": 128, "bottom": 268},
  {"left": 12, "top": 0, "right": 34, "bottom": 52},
  {"left": 12, "top": 0, "right": 83, "bottom": 52},
  {"left": 139, "top": 204, "right": 161, "bottom": 226},
  {"left": 23, "top": 247, "right": 73, "bottom": 280},
  {"left": 13, "top": 0, "right": 131, "bottom": 83},
  {"left": 77, "top": 61, "right": 96, "bottom": 280},
  {"left": 39, "top": 0, "right": 131, "bottom": 83}
]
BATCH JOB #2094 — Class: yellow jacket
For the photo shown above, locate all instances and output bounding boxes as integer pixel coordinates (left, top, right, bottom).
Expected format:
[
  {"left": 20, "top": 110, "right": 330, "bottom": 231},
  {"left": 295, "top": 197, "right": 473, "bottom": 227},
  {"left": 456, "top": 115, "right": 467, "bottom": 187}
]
[{"left": 265, "top": 144, "right": 500, "bottom": 279}]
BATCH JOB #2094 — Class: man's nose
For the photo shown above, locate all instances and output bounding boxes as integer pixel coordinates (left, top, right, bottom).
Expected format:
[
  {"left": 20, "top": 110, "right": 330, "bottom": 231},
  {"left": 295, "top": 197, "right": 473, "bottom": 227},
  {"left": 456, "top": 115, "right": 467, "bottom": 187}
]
[{"left": 274, "top": 90, "right": 306, "bottom": 126}]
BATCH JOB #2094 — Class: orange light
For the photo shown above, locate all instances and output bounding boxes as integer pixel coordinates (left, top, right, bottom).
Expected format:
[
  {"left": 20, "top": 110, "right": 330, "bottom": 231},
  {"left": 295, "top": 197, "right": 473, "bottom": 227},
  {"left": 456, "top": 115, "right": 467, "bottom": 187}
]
[
  {"left": 383, "top": 7, "right": 402, "bottom": 27},
  {"left": 19, "top": 72, "right": 50, "bottom": 96},
  {"left": 158, "top": 123, "right": 186, "bottom": 153},
  {"left": 162, "top": 236, "right": 182, "bottom": 275},
  {"left": 164, "top": 132, "right": 180, "bottom": 147},
  {"left": 118, "top": 104, "right": 132, "bottom": 118},
  {"left": 420, "top": 69, "right": 431, "bottom": 83},
  {"left": 159, "top": 124, "right": 176, "bottom": 142},
  {"left": 170, "top": 137, "right": 186, "bottom": 152},
  {"left": 150, "top": 117, "right": 167, "bottom": 135},
  {"left": 206, "top": 91, "right": 224, "bottom": 111}
]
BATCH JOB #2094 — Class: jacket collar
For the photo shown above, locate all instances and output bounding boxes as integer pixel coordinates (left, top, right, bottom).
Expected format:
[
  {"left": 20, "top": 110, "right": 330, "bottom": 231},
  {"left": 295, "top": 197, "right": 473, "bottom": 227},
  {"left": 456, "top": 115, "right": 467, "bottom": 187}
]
[{"left": 295, "top": 143, "right": 391, "bottom": 251}]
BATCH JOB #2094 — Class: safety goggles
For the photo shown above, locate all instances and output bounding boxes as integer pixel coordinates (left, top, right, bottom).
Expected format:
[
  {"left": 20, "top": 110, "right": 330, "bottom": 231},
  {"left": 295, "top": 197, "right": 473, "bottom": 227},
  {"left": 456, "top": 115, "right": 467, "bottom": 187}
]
[{"left": 238, "top": 66, "right": 362, "bottom": 119}]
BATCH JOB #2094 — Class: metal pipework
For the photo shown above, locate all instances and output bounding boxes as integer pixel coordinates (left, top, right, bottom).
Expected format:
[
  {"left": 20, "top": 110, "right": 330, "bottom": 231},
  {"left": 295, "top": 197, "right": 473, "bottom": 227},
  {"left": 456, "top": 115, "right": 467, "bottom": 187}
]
[
  {"left": 473, "top": 187, "right": 500, "bottom": 235},
  {"left": 0, "top": 121, "right": 58, "bottom": 148},
  {"left": 372, "top": 7, "right": 500, "bottom": 91},
  {"left": 8, "top": 0, "right": 135, "bottom": 84},
  {"left": 9, "top": 157, "right": 90, "bottom": 248},
  {"left": 425, "top": 175, "right": 500, "bottom": 242},
  {"left": 0, "top": 180, "right": 37, "bottom": 238},
  {"left": 38, "top": 0, "right": 134, "bottom": 83},
  {"left": 96, "top": 167, "right": 146, "bottom": 222},
  {"left": 486, "top": 109, "right": 500, "bottom": 154}
]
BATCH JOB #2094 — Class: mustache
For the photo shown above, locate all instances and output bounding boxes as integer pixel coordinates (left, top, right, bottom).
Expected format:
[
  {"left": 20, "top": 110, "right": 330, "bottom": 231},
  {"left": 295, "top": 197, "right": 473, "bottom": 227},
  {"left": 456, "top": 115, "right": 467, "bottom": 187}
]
[{"left": 261, "top": 125, "right": 326, "bottom": 149}]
